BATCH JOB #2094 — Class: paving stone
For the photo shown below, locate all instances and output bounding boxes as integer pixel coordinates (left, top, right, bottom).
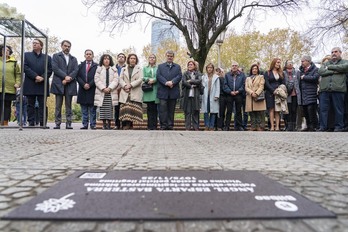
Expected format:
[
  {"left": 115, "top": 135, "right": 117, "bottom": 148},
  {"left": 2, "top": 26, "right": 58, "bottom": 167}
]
[{"left": 0, "top": 126, "right": 347, "bottom": 231}]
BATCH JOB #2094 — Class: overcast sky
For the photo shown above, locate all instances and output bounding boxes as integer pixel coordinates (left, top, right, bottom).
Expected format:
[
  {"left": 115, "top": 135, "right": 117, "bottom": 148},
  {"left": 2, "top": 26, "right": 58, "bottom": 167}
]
[{"left": 2, "top": 0, "right": 333, "bottom": 63}]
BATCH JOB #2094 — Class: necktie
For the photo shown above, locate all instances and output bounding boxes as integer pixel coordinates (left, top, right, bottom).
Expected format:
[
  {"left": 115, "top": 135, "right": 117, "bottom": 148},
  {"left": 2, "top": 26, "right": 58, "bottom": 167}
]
[{"left": 86, "top": 62, "right": 91, "bottom": 81}]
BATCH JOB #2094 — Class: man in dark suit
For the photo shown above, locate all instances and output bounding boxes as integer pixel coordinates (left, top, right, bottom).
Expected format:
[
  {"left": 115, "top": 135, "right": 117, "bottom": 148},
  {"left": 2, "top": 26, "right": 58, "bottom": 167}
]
[
  {"left": 51, "top": 40, "right": 78, "bottom": 129},
  {"left": 76, "top": 49, "right": 98, "bottom": 130},
  {"left": 23, "top": 38, "right": 52, "bottom": 128},
  {"left": 156, "top": 50, "right": 182, "bottom": 130}
]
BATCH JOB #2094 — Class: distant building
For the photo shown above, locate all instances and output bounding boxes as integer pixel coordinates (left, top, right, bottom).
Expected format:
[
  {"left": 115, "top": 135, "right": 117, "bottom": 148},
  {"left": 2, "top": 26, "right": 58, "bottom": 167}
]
[{"left": 151, "top": 20, "right": 180, "bottom": 54}]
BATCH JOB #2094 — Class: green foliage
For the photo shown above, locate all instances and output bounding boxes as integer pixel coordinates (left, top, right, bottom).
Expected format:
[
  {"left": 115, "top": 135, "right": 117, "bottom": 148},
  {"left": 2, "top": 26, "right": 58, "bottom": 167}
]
[{"left": 72, "top": 103, "right": 82, "bottom": 121}]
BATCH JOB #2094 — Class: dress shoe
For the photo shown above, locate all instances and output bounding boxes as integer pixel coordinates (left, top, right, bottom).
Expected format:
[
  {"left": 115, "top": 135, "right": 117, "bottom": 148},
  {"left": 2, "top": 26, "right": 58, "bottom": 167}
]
[
  {"left": 53, "top": 125, "right": 60, "bottom": 129},
  {"left": 90, "top": 126, "right": 96, "bottom": 130},
  {"left": 80, "top": 126, "right": 88, "bottom": 130}
]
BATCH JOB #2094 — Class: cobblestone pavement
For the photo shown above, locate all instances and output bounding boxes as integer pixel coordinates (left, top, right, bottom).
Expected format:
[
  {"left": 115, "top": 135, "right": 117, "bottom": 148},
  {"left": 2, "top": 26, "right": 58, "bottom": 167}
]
[{"left": 0, "top": 124, "right": 347, "bottom": 232}]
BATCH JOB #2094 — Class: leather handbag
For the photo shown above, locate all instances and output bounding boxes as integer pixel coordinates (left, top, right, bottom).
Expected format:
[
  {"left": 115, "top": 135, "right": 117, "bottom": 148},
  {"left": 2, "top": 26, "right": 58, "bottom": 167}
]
[
  {"left": 142, "top": 82, "right": 153, "bottom": 92},
  {"left": 254, "top": 91, "right": 265, "bottom": 101}
]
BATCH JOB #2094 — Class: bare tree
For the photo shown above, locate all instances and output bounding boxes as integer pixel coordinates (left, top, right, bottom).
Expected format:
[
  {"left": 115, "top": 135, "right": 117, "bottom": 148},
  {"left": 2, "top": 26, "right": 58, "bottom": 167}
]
[
  {"left": 83, "top": 0, "right": 305, "bottom": 71},
  {"left": 310, "top": 0, "right": 348, "bottom": 51}
]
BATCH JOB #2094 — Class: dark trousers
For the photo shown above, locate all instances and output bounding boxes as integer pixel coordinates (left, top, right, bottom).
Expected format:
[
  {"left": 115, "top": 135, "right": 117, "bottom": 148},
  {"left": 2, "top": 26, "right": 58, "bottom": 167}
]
[
  {"left": 0, "top": 100, "right": 12, "bottom": 121},
  {"left": 55, "top": 91, "right": 73, "bottom": 125},
  {"left": 319, "top": 92, "right": 345, "bottom": 130},
  {"left": 286, "top": 96, "right": 298, "bottom": 130},
  {"left": 81, "top": 104, "right": 97, "bottom": 127},
  {"left": 146, "top": 101, "right": 158, "bottom": 130},
  {"left": 217, "top": 95, "right": 227, "bottom": 129},
  {"left": 27, "top": 96, "right": 47, "bottom": 126},
  {"left": 225, "top": 94, "right": 243, "bottom": 130},
  {"left": 114, "top": 105, "right": 120, "bottom": 129},
  {"left": 303, "top": 103, "right": 318, "bottom": 131},
  {"left": 159, "top": 99, "right": 176, "bottom": 130}
]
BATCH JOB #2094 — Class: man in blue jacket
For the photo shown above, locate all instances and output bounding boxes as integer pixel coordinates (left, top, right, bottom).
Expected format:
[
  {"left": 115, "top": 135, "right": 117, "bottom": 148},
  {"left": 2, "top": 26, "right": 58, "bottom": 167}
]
[
  {"left": 156, "top": 50, "right": 182, "bottom": 130},
  {"left": 223, "top": 61, "right": 246, "bottom": 131},
  {"left": 23, "top": 39, "right": 52, "bottom": 128}
]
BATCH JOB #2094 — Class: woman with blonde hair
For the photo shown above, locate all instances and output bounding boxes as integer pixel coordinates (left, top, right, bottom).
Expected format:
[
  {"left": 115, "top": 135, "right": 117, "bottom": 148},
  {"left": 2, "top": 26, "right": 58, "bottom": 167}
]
[
  {"left": 0, "top": 45, "right": 21, "bottom": 126},
  {"left": 201, "top": 63, "right": 220, "bottom": 131},
  {"left": 264, "top": 58, "right": 285, "bottom": 131}
]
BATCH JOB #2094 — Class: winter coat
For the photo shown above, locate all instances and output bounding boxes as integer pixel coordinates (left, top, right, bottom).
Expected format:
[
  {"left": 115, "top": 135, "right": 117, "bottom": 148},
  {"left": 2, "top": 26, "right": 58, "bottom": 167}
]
[
  {"left": 264, "top": 70, "right": 285, "bottom": 109},
  {"left": 156, "top": 62, "right": 182, "bottom": 100},
  {"left": 23, "top": 51, "right": 52, "bottom": 96},
  {"left": 50, "top": 52, "right": 78, "bottom": 96},
  {"left": 181, "top": 70, "right": 203, "bottom": 112},
  {"left": 283, "top": 68, "right": 301, "bottom": 105},
  {"left": 319, "top": 59, "right": 348, "bottom": 93},
  {"left": 94, "top": 65, "right": 119, "bottom": 107},
  {"left": 201, "top": 74, "right": 220, "bottom": 114},
  {"left": 142, "top": 65, "right": 159, "bottom": 104},
  {"left": 119, "top": 65, "right": 143, "bottom": 104},
  {"left": 223, "top": 71, "right": 245, "bottom": 95},
  {"left": 0, "top": 56, "right": 21, "bottom": 95},
  {"left": 274, "top": 84, "right": 288, "bottom": 113},
  {"left": 76, "top": 61, "right": 98, "bottom": 105},
  {"left": 299, "top": 62, "right": 319, "bottom": 105},
  {"left": 245, "top": 74, "right": 266, "bottom": 112}
]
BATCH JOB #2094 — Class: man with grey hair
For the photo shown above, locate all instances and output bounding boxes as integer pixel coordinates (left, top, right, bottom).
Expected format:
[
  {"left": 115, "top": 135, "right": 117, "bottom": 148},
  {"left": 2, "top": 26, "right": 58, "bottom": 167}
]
[
  {"left": 299, "top": 55, "right": 319, "bottom": 131},
  {"left": 223, "top": 61, "right": 246, "bottom": 131},
  {"left": 319, "top": 47, "right": 348, "bottom": 132},
  {"left": 156, "top": 50, "right": 182, "bottom": 130}
]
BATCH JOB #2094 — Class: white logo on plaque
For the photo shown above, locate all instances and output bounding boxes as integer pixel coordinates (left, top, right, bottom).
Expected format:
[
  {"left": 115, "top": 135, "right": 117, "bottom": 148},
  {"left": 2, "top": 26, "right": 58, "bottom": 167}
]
[
  {"left": 275, "top": 201, "right": 298, "bottom": 212},
  {"left": 35, "top": 193, "right": 75, "bottom": 213}
]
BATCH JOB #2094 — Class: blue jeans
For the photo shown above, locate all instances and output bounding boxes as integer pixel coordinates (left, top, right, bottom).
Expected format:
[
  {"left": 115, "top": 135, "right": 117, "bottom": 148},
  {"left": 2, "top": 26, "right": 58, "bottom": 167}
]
[
  {"left": 81, "top": 104, "right": 97, "bottom": 127},
  {"left": 16, "top": 101, "right": 27, "bottom": 126},
  {"left": 319, "top": 92, "right": 345, "bottom": 130},
  {"left": 203, "top": 96, "right": 216, "bottom": 128}
]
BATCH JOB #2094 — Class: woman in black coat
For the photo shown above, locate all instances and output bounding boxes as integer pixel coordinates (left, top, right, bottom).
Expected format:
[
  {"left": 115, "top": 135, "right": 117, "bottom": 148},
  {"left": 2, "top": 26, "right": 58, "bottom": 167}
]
[{"left": 264, "top": 58, "right": 285, "bottom": 131}]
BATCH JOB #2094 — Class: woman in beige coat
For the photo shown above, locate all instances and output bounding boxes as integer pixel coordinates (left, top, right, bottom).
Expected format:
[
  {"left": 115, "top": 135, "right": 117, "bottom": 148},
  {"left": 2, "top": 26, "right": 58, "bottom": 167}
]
[
  {"left": 245, "top": 64, "right": 266, "bottom": 131},
  {"left": 118, "top": 53, "right": 143, "bottom": 129},
  {"left": 94, "top": 54, "right": 119, "bottom": 129}
]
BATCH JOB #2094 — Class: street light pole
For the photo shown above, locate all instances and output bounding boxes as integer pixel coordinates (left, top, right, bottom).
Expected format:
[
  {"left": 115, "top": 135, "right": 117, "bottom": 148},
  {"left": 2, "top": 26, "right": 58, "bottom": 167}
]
[
  {"left": 216, "top": 42, "right": 222, "bottom": 68},
  {"left": 215, "top": 28, "right": 227, "bottom": 68}
]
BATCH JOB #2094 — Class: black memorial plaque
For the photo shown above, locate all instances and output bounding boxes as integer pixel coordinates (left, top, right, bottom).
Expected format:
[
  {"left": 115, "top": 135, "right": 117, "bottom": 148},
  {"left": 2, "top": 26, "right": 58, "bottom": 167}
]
[{"left": 2, "top": 170, "right": 336, "bottom": 220}]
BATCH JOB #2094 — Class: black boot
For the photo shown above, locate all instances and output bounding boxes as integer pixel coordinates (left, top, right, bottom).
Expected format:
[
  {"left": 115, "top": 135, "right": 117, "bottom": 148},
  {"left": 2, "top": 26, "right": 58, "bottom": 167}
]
[
  {"left": 107, "top": 120, "right": 111, "bottom": 130},
  {"left": 102, "top": 120, "right": 107, "bottom": 130},
  {"left": 66, "top": 122, "right": 73, "bottom": 129}
]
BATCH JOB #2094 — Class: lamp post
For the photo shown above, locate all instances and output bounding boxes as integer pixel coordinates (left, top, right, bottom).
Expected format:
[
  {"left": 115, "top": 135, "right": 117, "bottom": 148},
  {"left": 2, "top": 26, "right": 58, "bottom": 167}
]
[{"left": 216, "top": 28, "right": 227, "bottom": 68}]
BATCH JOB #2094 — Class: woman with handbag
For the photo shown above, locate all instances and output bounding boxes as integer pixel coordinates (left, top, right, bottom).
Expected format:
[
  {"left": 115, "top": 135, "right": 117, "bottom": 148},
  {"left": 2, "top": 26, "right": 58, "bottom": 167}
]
[
  {"left": 245, "top": 64, "right": 266, "bottom": 131},
  {"left": 142, "top": 54, "right": 158, "bottom": 130},
  {"left": 182, "top": 60, "right": 203, "bottom": 131}
]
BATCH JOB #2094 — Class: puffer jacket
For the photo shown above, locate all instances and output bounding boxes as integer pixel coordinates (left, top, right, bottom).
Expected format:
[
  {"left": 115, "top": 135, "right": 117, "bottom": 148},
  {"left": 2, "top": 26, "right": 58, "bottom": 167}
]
[{"left": 299, "top": 62, "right": 319, "bottom": 105}]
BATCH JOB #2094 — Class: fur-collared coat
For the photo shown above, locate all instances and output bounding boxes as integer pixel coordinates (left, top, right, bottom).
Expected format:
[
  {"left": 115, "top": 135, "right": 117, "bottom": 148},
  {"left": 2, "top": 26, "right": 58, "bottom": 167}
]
[
  {"left": 118, "top": 65, "right": 143, "bottom": 104},
  {"left": 274, "top": 84, "right": 288, "bottom": 113},
  {"left": 94, "top": 65, "right": 119, "bottom": 107},
  {"left": 245, "top": 74, "right": 266, "bottom": 112}
]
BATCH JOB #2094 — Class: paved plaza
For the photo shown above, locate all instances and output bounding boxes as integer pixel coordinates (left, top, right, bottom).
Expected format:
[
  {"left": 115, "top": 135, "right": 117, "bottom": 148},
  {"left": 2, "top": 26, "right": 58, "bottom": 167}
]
[{"left": 0, "top": 124, "right": 347, "bottom": 232}]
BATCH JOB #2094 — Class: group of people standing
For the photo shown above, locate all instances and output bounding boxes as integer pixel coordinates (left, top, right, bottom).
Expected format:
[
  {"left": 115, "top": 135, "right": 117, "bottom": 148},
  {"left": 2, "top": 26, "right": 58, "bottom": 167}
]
[{"left": 0, "top": 40, "right": 347, "bottom": 132}]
